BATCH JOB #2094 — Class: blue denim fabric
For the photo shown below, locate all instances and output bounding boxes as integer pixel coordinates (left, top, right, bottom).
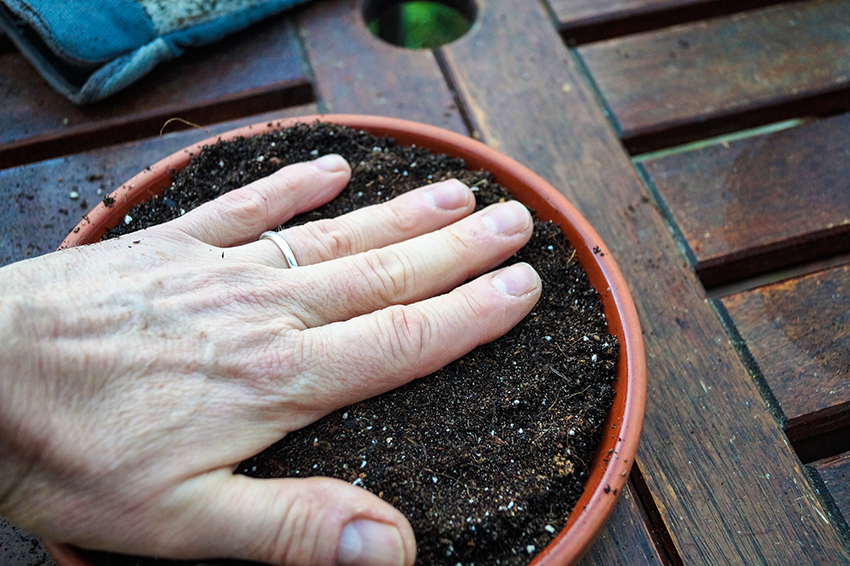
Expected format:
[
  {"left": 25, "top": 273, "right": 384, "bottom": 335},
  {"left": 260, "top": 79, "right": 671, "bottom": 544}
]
[{"left": 0, "top": 0, "right": 309, "bottom": 104}]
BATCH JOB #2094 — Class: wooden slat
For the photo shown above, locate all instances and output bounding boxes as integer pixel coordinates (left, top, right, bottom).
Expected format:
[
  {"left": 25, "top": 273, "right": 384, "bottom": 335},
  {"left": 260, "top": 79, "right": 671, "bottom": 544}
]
[
  {"left": 0, "top": 14, "right": 312, "bottom": 170},
  {"left": 640, "top": 114, "right": 850, "bottom": 288},
  {"left": 297, "top": 0, "right": 467, "bottom": 134},
  {"left": 578, "top": 0, "right": 850, "bottom": 152},
  {"left": 297, "top": 1, "right": 662, "bottom": 561},
  {"left": 720, "top": 266, "right": 850, "bottom": 458},
  {"left": 439, "top": 0, "right": 850, "bottom": 562},
  {"left": 578, "top": 482, "right": 665, "bottom": 566},
  {"left": 0, "top": 105, "right": 318, "bottom": 268},
  {"left": 812, "top": 451, "right": 850, "bottom": 525},
  {"left": 547, "top": 0, "right": 782, "bottom": 44}
]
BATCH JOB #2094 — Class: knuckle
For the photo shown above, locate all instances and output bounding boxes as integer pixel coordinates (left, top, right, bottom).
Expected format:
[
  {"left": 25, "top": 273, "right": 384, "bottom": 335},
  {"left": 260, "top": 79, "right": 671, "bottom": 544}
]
[
  {"left": 356, "top": 250, "right": 411, "bottom": 303},
  {"left": 264, "top": 495, "right": 326, "bottom": 565},
  {"left": 380, "top": 305, "right": 431, "bottom": 367},
  {"left": 302, "top": 218, "right": 357, "bottom": 260},
  {"left": 216, "top": 186, "right": 270, "bottom": 228},
  {"left": 385, "top": 201, "right": 421, "bottom": 234}
]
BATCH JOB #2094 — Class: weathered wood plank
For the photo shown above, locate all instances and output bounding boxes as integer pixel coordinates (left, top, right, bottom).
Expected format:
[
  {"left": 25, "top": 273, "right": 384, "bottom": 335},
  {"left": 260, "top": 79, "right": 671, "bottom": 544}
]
[
  {"left": 440, "top": 0, "right": 850, "bottom": 562},
  {"left": 0, "top": 105, "right": 318, "bottom": 268},
  {"left": 812, "top": 451, "right": 850, "bottom": 526},
  {"left": 547, "top": 0, "right": 782, "bottom": 44},
  {"left": 297, "top": 0, "right": 467, "bottom": 134},
  {"left": 578, "top": 482, "right": 665, "bottom": 566},
  {"left": 640, "top": 114, "right": 850, "bottom": 288},
  {"left": 0, "top": 15, "right": 312, "bottom": 170},
  {"left": 578, "top": 0, "right": 850, "bottom": 152},
  {"left": 721, "top": 266, "right": 850, "bottom": 456}
]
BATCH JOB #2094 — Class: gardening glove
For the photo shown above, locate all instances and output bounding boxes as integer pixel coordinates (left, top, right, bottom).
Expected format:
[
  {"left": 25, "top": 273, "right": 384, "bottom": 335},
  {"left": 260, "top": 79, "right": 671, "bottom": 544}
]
[
  {"left": 0, "top": 0, "right": 311, "bottom": 104},
  {"left": 0, "top": 154, "right": 541, "bottom": 566}
]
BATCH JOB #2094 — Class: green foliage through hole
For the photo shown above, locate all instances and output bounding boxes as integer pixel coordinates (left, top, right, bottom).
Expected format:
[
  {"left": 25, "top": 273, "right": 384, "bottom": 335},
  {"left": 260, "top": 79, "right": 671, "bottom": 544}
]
[{"left": 366, "top": 1, "right": 474, "bottom": 49}]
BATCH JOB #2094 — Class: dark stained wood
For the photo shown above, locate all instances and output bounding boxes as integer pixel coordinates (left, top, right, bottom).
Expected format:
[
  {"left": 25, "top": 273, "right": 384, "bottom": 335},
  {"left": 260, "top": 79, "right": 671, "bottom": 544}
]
[
  {"left": 547, "top": 0, "right": 785, "bottom": 44},
  {"left": 640, "top": 114, "right": 850, "bottom": 288},
  {"left": 720, "top": 266, "right": 850, "bottom": 457},
  {"left": 297, "top": 0, "right": 467, "bottom": 134},
  {"left": 0, "top": 15, "right": 313, "bottom": 170},
  {"left": 439, "top": 0, "right": 850, "bottom": 562},
  {"left": 812, "top": 451, "right": 850, "bottom": 526},
  {"left": 0, "top": 104, "right": 318, "bottom": 268},
  {"left": 578, "top": 481, "right": 666, "bottom": 566},
  {"left": 578, "top": 0, "right": 850, "bottom": 153}
]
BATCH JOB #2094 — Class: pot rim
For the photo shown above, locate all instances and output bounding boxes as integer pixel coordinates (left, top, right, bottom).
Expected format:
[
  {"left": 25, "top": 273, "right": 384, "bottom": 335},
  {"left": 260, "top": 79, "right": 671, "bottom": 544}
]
[{"left": 52, "top": 114, "right": 646, "bottom": 566}]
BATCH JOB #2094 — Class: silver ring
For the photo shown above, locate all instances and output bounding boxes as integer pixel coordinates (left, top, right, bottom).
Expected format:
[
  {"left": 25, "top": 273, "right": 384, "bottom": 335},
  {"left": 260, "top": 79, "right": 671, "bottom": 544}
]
[{"left": 259, "top": 231, "right": 298, "bottom": 268}]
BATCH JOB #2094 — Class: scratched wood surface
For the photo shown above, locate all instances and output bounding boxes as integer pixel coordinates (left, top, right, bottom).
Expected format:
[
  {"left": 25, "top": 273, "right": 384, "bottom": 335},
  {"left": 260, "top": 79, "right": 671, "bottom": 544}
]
[
  {"left": 438, "top": 0, "right": 850, "bottom": 562},
  {"left": 578, "top": 0, "right": 850, "bottom": 152},
  {"left": 0, "top": 15, "right": 312, "bottom": 170},
  {"left": 720, "top": 266, "right": 850, "bottom": 457},
  {"left": 297, "top": 0, "right": 466, "bottom": 134},
  {"left": 546, "top": 0, "right": 782, "bottom": 43},
  {"left": 640, "top": 113, "right": 850, "bottom": 288},
  {"left": 578, "top": 481, "right": 664, "bottom": 566},
  {"left": 812, "top": 451, "right": 850, "bottom": 527}
]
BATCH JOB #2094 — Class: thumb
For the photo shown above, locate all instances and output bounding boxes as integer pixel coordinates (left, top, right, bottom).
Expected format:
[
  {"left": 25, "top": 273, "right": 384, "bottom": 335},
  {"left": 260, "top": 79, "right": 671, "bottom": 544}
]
[{"left": 157, "top": 471, "right": 416, "bottom": 566}]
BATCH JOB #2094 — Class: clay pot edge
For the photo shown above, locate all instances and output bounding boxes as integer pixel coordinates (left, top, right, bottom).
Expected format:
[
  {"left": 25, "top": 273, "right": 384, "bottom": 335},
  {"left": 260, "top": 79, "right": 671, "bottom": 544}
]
[{"left": 52, "top": 114, "right": 646, "bottom": 566}]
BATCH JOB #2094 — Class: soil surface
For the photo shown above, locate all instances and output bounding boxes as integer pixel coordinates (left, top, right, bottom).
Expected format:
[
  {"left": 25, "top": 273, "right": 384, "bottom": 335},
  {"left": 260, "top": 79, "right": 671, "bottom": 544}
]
[{"left": 88, "top": 122, "right": 617, "bottom": 566}]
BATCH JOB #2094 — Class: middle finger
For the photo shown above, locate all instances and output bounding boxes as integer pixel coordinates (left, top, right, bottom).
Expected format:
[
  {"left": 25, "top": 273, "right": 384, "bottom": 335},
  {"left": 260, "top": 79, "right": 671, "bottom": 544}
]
[{"left": 284, "top": 200, "right": 534, "bottom": 327}]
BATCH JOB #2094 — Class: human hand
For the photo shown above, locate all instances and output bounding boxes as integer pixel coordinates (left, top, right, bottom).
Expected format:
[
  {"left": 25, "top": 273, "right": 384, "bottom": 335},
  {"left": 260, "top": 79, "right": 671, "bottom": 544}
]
[{"left": 0, "top": 154, "right": 540, "bottom": 566}]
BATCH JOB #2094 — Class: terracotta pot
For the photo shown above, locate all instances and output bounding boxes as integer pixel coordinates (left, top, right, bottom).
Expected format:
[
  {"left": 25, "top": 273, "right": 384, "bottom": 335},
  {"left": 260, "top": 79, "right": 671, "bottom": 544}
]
[{"left": 50, "top": 115, "right": 646, "bottom": 566}]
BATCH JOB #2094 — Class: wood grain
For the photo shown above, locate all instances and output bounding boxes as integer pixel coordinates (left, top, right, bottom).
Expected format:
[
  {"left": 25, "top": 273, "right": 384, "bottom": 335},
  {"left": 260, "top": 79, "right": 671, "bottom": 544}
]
[
  {"left": 0, "top": 104, "right": 318, "bottom": 268},
  {"left": 640, "top": 114, "right": 850, "bottom": 288},
  {"left": 547, "top": 0, "right": 782, "bottom": 44},
  {"left": 812, "top": 451, "right": 850, "bottom": 526},
  {"left": 440, "top": 0, "right": 850, "bottom": 562},
  {"left": 721, "top": 266, "right": 850, "bottom": 452},
  {"left": 578, "top": 0, "right": 850, "bottom": 152},
  {"left": 578, "top": 482, "right": 665, "bottom": 566},
  {"left": 297, "top": 0, "right": 467, "bottom": 134},
  {"left": 0, "top": 15, "right": 312, "bottom": 170}
]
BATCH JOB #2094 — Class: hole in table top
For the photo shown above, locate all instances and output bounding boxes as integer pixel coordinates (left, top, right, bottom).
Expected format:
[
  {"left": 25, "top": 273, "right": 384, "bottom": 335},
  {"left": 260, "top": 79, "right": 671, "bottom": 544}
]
[{"left": 362, "top": 0, "right": 476, "bottom": 49}]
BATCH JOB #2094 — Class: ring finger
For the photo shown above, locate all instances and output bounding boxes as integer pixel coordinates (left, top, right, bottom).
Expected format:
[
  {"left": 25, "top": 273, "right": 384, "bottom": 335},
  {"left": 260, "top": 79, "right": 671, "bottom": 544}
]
[{"left": 233, "top": 179, "right": 476, "bottom": 268}]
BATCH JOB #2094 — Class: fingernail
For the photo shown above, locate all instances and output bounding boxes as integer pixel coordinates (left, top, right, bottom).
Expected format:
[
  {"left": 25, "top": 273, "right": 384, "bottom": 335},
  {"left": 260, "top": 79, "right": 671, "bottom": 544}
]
[
  {"left": 312, "top": 154, "right": 349, "bottom": 173},
  {"left": 338, "top": 520, "right": 405, "bottom": 566},
  {"left": 423, "top": 180, "right": 470, "bottom": 210},
  {"left": 492, "top": 263, "right": 539, "bottom": 296},
  {"left": 482, "top": 201, "right": 530, "bottom": 235}
]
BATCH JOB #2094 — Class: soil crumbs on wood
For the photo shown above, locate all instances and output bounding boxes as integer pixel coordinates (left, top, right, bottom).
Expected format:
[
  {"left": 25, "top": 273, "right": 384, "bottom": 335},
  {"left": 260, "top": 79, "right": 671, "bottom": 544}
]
[{"left": 89, "top": 122, "right": 617, "bottom": 566}]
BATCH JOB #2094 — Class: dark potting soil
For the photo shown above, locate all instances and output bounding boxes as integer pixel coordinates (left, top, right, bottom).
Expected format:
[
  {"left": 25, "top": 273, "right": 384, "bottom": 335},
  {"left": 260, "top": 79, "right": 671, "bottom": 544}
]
[{"left": 87, "top": 122, "right": 617, "bottom": 566}]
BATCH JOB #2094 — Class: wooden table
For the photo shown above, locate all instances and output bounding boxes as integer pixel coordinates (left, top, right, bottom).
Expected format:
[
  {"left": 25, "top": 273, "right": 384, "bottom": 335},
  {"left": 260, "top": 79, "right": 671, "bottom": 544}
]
[{"left": 2, "top": 0, "right": 849, "bottom": 564}]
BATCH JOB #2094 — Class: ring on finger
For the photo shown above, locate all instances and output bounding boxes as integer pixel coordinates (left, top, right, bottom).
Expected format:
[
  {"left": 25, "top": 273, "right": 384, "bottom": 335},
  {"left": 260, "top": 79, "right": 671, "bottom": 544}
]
[{"left": 259, "top": 231, "right": 299, "bottom": 268}]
